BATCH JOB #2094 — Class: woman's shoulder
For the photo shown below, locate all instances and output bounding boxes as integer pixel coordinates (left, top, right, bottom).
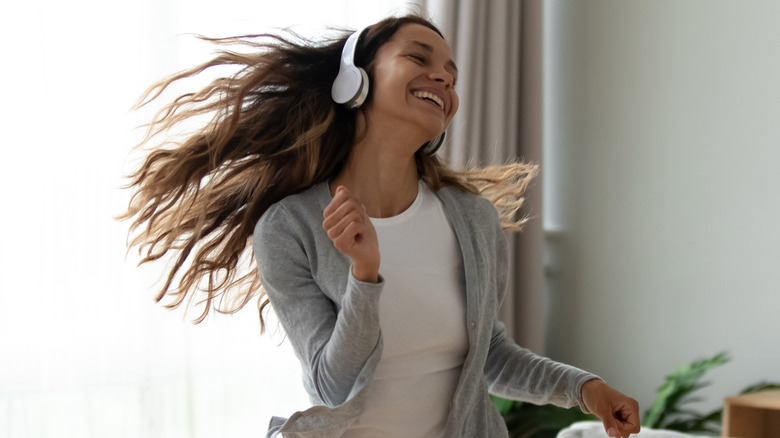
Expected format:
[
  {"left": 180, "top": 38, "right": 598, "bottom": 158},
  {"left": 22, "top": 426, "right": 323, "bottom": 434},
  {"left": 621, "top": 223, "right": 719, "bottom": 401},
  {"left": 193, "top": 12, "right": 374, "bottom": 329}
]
[
  {"left": 278, "top": 181, "right": 331, "bottom": 209},
  {"left": 254, "top": 182, "right": 330, "bottom": 236},
  {"left": 437, "top": 185, "right": 498, "bottom": 218}
]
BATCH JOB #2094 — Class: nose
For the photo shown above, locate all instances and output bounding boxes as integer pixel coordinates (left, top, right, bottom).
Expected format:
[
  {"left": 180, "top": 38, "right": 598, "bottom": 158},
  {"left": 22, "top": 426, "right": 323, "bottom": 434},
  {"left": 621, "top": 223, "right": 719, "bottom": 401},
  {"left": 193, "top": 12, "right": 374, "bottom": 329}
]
[{"left": 430, "top": 68, "right": 455, "bottom": 88}]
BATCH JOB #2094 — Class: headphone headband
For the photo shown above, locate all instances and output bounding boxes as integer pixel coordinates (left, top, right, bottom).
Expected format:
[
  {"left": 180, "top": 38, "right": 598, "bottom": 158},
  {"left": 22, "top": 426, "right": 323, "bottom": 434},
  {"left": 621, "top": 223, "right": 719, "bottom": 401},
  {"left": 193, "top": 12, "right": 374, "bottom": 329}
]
[{"left": 339, "top": 27, "right": 364, "bottom": 72}]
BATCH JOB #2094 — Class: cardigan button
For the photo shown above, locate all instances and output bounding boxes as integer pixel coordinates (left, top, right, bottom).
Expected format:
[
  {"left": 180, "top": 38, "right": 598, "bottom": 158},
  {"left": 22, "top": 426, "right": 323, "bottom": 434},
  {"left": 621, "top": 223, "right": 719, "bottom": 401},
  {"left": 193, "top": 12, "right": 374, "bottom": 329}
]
[{"left": 470, "top": 321, "right": 476, "bottom": 329}]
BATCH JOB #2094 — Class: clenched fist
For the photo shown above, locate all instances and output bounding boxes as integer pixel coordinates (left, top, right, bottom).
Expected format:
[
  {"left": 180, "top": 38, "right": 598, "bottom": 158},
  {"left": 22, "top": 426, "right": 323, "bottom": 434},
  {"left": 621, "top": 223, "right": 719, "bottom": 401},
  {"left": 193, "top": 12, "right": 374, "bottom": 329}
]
[
  {"left": 581, "top": 379, "right": 641, "bottom": 438},
  {"left": 322, "top": 186, "right": 380, "bottom": 283}
]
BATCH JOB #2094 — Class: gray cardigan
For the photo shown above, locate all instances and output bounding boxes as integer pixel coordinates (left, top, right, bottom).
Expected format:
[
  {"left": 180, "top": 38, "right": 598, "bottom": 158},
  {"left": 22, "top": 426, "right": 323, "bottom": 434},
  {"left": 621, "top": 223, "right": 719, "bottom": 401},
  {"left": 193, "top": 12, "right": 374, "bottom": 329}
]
[{"left": 253, "top": 182, "right": 598, "bottom": 437}]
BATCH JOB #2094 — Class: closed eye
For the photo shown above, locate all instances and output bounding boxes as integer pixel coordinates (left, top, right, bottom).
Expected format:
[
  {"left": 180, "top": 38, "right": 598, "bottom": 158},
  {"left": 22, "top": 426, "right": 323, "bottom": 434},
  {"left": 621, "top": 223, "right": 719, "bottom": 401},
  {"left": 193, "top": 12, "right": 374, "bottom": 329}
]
[{"left": 408, "top": 54, "right": 427, "bottom": 64}]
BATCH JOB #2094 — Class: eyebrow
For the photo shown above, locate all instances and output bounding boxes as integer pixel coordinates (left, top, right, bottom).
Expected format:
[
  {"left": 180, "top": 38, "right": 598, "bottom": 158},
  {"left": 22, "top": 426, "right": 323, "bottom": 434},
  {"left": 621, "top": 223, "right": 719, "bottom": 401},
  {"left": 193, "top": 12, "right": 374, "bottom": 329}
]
[{"left": 410, "top": 40, "right": 459, "bottom": 78}]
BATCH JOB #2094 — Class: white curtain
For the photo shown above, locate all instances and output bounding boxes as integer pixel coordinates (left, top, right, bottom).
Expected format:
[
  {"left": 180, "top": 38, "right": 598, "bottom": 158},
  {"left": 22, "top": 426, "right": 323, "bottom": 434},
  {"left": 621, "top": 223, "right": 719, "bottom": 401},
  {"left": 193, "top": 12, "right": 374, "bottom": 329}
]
[
  {"left": 0, "top": 1, "right": 422, "bottom": 436},
  {"left": 424, "top": 0, "right": 547, "bottom": 353}
]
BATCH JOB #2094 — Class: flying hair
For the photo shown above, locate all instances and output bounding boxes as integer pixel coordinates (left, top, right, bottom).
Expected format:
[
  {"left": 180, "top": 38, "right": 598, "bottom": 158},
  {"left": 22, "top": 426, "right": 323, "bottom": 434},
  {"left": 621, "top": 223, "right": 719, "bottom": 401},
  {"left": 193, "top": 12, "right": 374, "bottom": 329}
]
[{"left": 120, "top": 14, "right": 537, "bottom": 331}]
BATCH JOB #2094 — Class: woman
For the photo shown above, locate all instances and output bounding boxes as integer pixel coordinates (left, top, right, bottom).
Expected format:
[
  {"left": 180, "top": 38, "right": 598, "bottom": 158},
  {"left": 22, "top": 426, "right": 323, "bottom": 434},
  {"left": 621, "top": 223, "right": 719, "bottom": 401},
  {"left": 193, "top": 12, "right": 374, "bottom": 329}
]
[{"left": 124, "top": 13, "right": 640, "bottom": 438}]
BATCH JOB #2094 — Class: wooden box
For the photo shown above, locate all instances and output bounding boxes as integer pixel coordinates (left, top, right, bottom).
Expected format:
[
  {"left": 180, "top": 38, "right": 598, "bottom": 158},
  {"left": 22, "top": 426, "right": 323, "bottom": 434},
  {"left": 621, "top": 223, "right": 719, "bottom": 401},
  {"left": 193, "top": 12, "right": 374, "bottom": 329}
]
[{"left": 722, "top": 390, "right": 780, "bottom": 437}]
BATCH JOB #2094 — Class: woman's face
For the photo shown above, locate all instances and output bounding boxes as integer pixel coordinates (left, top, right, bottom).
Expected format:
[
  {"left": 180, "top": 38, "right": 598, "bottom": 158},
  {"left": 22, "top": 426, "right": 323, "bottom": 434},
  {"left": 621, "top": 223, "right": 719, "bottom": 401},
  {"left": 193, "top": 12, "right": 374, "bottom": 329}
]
[{"left": 362, "top": 23, "right": 459, "bottom": 142}]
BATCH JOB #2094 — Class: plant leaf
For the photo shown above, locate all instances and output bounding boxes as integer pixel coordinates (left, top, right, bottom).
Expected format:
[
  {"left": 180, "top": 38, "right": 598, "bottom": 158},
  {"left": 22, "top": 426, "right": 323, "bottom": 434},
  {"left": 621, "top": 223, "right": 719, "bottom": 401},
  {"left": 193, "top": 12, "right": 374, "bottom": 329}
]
[
  {"left": 643, "top": 351, "right": 730, "bottom": 429},
  {"left": 740, "top": 382, "right": 780, "bottom": 394},
  {"left": 491, "top": 395, "right": 518, "bottom": 416}
]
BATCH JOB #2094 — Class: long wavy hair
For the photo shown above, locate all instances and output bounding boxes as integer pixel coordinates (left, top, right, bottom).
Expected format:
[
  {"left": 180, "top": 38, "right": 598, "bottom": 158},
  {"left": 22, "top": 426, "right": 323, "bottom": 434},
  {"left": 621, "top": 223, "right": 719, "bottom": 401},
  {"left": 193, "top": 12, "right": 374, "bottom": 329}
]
[{"left": 121, "top": 14, "right": 537, "bottom": 331}]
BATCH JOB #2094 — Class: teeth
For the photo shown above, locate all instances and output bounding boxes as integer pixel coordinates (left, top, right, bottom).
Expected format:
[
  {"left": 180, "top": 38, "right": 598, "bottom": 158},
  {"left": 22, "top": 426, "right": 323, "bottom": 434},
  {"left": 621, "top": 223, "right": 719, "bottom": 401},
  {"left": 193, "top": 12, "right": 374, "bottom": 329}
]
[{"left": 413, "top": 91, "right": 444, "bottom": 110}]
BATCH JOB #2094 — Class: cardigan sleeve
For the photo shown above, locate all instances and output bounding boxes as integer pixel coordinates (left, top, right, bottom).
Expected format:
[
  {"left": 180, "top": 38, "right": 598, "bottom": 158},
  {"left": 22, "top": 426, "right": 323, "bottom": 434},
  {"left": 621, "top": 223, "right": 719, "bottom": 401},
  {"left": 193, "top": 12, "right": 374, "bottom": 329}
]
[
  {"left": 479, "top": 198, "right": 599, "bottom": 412},
  {"left": 253, "top": 201, "right": 385, "bottom": 407},
  {"left": 483, "top": 321, "right": 599, "bottom": 411}
]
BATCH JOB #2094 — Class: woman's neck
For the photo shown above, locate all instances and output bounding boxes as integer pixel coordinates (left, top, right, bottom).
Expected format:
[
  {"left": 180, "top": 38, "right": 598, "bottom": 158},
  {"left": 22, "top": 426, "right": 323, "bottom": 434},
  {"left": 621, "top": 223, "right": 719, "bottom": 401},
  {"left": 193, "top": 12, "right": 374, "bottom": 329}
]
[{"left": 330, "top": 135, "right": 421, "bottom": 218}]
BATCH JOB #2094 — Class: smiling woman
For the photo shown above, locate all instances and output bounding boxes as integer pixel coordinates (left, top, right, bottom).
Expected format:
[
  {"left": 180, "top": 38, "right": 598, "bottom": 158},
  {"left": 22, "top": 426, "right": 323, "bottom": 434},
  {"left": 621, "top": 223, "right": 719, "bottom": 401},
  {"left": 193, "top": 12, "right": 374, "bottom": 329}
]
[{"left": 118, "top": 8, "right": 639, "bottom": 437}]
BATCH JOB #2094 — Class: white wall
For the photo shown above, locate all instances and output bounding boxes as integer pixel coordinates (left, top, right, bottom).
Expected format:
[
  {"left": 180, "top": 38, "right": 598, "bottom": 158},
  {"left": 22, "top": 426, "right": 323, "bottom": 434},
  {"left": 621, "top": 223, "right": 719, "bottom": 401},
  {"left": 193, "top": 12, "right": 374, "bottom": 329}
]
[{"left": 544, "top": 0, "right": 780, "bottom": 415}]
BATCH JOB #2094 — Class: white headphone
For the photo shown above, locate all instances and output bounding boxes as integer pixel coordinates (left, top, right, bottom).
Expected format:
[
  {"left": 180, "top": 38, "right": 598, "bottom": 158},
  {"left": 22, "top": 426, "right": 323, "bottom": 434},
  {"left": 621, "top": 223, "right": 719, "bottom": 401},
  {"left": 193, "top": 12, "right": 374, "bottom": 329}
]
[
  {"left": 331, "top": 27, "right": 369, "bottom": 109},
  {"left": 330, "top": 25, "right": 446, "bottom": 155}
]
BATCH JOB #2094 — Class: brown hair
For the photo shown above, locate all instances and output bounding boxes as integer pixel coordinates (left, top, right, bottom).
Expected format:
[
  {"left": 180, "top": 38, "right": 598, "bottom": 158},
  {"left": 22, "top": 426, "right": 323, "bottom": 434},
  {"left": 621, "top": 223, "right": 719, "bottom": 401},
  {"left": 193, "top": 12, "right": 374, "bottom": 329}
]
[{"left": 121, "top": 14, "right": 536, "bottom": 330}]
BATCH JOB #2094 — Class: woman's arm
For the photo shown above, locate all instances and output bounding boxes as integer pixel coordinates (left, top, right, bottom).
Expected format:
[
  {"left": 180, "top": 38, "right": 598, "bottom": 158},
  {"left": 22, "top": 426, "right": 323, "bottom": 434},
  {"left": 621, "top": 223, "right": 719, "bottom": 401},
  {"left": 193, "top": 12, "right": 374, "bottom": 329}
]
[
  {"left": 479, "top": 196, "right": 597, "bottom": 410},
  {"left": 483, "top": 321, "right": 598, "bottom": 410},
  {"left": 480, "top": 195, "right": 639, "bottom": 437},
  {"left": 254, "top": 201, "right": 384, "bottom": 407}
]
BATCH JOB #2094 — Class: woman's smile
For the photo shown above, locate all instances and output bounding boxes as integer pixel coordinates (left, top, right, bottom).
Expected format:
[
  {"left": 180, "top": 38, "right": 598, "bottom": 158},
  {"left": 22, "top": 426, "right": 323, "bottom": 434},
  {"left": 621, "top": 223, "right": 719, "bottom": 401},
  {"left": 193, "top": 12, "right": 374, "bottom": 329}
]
[{"left": 412, "top": 89, "right": 445, "bottom": 110}]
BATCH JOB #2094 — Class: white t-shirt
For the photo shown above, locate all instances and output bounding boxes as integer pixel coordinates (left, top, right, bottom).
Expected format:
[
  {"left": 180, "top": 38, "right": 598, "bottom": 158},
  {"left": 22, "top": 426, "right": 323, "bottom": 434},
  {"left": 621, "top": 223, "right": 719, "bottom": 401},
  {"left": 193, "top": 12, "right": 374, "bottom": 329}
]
[{"left": 342, "top": 182, "right": 469, "bottom": 437}]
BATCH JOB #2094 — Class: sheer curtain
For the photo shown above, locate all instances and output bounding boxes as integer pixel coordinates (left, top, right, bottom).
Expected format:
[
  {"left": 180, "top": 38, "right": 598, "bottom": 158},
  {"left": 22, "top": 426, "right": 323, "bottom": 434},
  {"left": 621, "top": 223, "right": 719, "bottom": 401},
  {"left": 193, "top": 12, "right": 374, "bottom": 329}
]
[
  {"left": 424, "top": 0, "right": 547, "bottom": 353},
  {"left": 0, "top": 1, "right": 420, "bottom": 437}
]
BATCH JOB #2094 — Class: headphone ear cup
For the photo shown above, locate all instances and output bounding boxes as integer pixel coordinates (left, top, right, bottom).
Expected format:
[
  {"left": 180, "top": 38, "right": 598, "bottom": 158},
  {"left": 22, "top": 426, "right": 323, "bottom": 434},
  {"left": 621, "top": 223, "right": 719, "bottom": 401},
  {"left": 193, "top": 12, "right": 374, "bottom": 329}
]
[
  {"left": 421, "top": 131, "right": 446, "bottom": 156},
  {"left": 332, "top": 66, "right": 369, "bottom": 109},
  {"left": 332, "top": 26, "right": 370, "bottom": 109}
]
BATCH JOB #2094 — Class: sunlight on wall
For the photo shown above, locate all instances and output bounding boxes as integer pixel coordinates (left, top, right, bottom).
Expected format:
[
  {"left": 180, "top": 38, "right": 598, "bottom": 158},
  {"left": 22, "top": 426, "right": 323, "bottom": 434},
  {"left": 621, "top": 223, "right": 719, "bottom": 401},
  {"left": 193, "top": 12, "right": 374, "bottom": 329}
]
[{"left": 0, "top": 1, "right": 421, "bottom": 436}]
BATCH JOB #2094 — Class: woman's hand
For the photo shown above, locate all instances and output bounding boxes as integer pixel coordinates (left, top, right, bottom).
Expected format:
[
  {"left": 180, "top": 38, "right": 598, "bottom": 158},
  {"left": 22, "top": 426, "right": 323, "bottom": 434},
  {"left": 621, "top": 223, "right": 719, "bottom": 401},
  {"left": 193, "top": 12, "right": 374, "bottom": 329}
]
[
  {"left": 581, "top": 379, "right": 641, "bottom": 438},
  {"left": 322, "top": 186, "right": 380, "bottom": 283}
]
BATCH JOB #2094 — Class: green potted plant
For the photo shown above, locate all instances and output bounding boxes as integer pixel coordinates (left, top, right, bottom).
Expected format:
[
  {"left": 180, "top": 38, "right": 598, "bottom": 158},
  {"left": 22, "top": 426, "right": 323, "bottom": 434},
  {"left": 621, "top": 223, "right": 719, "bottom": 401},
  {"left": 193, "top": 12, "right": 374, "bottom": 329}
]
[{"left": 491, "top": 351, "right": 780, "bottom": 437}]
